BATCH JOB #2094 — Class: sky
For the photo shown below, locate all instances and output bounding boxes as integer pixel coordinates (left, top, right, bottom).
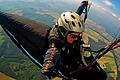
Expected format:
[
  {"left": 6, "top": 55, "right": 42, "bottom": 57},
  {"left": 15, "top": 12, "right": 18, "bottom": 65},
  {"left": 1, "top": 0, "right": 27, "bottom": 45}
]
[
  {"left": 93, "top": 0, "right": 120, "bottom": 20},
  {"left": 0, "top": 0, "right": 120, "bottom": 35},
  {"left": 0, "top": 0, "right": 119, "bottom": 22},
  {"left": 59, "top": 0, "right": 120, "bottom": 21},
  {"left": 58, "top": 0, "right": 120, "bottom": 21},
  {"left": 0, "top": 0, "right": 119, "bottom": 17}
]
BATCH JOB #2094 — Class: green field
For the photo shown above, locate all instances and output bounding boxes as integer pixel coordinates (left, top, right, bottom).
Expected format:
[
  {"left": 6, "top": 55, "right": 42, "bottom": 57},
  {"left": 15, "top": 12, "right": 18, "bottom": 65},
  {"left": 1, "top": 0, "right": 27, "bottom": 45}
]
[
  {"left": 0, "top": 30, "right": 42, "bottom": 80},
  {"left": 0, "top": 32, "right": 5, "bottom": 47}
]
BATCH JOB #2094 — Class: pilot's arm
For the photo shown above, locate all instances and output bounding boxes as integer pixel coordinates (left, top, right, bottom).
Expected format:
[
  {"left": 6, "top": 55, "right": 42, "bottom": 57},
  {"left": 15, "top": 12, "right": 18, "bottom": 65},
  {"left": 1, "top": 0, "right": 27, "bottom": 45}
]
[
  {"left": 41, "top": 26, "right": 61, "bottom": 77},
  {"left": 76, "top": 1, "right": 88, "bottom": 16}
]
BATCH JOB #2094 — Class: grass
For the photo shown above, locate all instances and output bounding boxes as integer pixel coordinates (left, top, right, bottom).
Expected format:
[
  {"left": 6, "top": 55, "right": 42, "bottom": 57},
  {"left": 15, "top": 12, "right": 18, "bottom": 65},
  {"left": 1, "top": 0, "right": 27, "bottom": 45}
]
[
  {"left": 85, "top": 28, "right": 118, "bottom": 80},
  {"left": 0, "top": 32, "right": 5, "bottom": 47},
  {"left": 98, "top": 51, "right": 117, "bottom": 80}
]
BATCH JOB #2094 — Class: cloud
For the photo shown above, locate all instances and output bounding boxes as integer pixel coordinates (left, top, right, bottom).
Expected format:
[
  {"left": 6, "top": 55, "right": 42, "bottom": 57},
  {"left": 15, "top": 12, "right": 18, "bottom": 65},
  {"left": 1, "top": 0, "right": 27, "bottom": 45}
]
[
  {"left": 102, "top": 0, "right": 113, "bottom": 7},
  {"left": 118, "top": 18, "right": 120, "bottom": 21},
  {"left": 93, "top": 2, "right": 108, "bottom": 12},
  {"left": 11, "top": 10, "right": 23, "bottom": 16},
  {"left": 111, "top": 12, "right": 117, "bottom": 17},
  {"left": 110, "top": 12, "right": 120, "bottom": 21},
  {"left": 21, "top": 0, "right": 35, "bottom": 2},
  {"left": 93, "top": 2, "right": 120, "bottom": 22},
  {"left": 108, "top": 12, "right": 120, "bottom": 22}
]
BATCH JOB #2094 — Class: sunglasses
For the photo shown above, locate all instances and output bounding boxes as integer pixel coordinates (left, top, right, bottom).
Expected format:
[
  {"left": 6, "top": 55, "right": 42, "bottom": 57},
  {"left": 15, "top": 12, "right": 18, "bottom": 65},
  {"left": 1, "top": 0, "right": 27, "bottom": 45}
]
[
  {"left": 66, "top": 32, "right": 81, "bottom": 44},
  {"left": 58, "top": 26, "right": 82, "bottom": 44}
]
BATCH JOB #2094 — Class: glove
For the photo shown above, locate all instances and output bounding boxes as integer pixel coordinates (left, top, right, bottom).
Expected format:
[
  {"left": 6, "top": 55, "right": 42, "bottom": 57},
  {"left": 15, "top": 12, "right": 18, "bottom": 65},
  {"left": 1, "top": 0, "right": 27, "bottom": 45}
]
[
  {"left": 49, "top": 38, "right": 65, "bottom": 48},
  {"left": 81, "top": 1, "right": 88, "bottom": 6},
  {"left": 50, "top": 71, "right": 58, "bottom": 78}
]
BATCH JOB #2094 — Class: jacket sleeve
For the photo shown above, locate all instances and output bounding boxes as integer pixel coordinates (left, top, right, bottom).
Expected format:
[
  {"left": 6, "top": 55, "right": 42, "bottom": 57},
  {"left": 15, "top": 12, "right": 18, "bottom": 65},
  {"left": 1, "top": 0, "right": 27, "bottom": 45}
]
[
  {"left": 41, "top": 26, "right": 61, "bottom": 76},
  {"left": 41, "top": 47, "right": 60, "bottom": 75},
  {"left": 76, "top": 1, "right": 88, "bottom": 16}
]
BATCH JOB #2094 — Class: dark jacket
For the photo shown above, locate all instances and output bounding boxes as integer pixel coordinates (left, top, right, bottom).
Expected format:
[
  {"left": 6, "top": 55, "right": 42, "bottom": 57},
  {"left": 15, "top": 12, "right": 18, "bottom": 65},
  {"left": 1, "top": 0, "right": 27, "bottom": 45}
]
[{"left": 41, "top": 25, "right": 91, "bottom": 76}]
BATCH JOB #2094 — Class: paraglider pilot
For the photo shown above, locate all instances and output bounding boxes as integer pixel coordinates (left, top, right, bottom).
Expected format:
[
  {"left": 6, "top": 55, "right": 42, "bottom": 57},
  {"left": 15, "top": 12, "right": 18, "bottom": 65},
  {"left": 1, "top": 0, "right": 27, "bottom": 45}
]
[{"left": 41, "top": 1, "right": 107, "bottom": 80}]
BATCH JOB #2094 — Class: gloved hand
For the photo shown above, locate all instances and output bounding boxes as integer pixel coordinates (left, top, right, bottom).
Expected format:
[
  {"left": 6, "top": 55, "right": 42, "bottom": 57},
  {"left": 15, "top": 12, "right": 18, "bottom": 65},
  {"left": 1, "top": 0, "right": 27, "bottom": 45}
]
[
  {"left": 81, "top": 0, "right": 88, "bottom": 6},
  {"left": 49, "top": 38, "right": 65, "bottom": 48},
  {"left": 48, "top": 71, "right": 57, "bottom": 78}
]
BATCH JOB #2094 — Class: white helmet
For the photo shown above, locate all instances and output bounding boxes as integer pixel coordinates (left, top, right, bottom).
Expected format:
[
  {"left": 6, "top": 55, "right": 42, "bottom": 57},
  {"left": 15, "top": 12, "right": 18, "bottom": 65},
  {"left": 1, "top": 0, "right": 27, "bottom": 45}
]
[{"left": 57, "top": 12, "right": 85, "bottom": 38}]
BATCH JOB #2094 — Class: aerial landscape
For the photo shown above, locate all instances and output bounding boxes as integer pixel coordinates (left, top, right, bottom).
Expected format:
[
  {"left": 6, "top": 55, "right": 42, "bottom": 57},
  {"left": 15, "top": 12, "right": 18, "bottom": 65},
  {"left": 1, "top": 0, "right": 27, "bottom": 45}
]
[{"left": 0, "top": 0, "right": 120, "bottom": 80}]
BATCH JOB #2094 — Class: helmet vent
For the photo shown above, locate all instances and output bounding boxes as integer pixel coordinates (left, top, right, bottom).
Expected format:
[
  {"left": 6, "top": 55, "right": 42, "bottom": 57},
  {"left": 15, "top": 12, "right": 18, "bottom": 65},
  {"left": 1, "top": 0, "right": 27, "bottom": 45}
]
[
  {"left": 71, "top": 15, "right": 75, "bottom": 19},
  {"left": 78, "top": 22, "right": 81, "bottom": 28},
  {"left": 72, "top": 21, "right": 75, "bottom": 26},
  {"left": 65, "top": 19, "right": 68, "bottom": 23},
  {"left": 59, "top": 26, "right": 67, "bottom": 35}
]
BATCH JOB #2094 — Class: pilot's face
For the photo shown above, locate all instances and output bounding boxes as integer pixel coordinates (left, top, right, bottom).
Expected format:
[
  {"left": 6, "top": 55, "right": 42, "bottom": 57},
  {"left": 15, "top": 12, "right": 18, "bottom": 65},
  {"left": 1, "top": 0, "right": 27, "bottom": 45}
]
[{"left": 66, "top": 32, "right": 80, "bottom": 44}]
